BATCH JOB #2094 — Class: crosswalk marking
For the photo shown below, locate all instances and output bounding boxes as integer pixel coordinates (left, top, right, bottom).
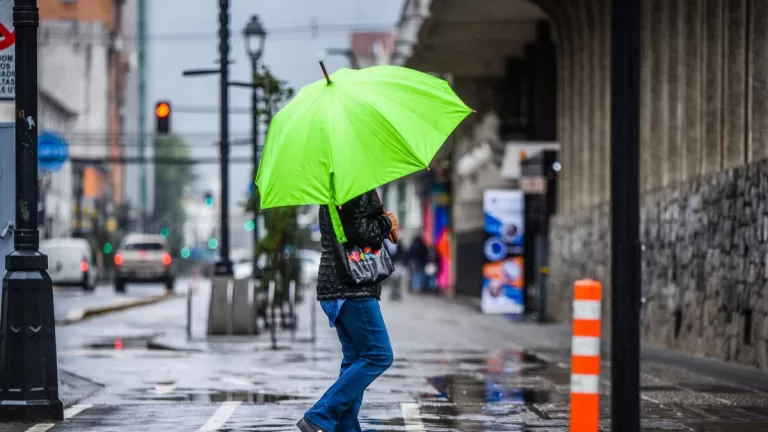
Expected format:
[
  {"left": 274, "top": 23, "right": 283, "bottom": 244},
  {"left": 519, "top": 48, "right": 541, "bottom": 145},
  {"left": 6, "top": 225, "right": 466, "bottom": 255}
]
[
  {"left": 25, "top": 404, "right": 93, "bottom": 432},
  {"left": 198, "top": 401, "right": 241, "bottom": 431},
  {"left": 401, "top": 402, "right": 425, "bottom": 431}
]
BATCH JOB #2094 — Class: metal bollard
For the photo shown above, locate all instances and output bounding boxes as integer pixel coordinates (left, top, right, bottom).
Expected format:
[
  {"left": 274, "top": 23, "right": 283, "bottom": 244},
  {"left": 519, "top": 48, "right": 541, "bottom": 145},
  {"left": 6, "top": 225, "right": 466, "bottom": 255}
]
[{"left": 569, "top": 279, "right": 602, "bottom": 432}]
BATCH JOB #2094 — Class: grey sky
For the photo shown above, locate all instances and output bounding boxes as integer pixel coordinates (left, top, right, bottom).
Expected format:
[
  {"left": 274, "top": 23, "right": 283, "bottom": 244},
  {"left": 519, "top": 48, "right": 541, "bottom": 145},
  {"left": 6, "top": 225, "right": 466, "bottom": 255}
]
[{"left": 147, "top": 0, "right": 402, "bottom": 210}]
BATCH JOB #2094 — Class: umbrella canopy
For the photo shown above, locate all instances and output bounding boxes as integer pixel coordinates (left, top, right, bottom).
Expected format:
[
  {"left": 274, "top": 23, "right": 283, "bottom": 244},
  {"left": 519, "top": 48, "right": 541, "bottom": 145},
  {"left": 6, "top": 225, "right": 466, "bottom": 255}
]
[{"left": 256, "top": 63, "right": 472, "bottom": 241}]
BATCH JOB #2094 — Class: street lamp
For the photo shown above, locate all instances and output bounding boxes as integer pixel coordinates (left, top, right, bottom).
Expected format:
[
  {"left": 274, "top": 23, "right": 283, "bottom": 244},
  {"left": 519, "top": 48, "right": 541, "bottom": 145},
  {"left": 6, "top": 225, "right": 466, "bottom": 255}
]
[
  {"left": 243, "top": 15, "right": 266, "bottom": 277},
  {"left": 243, "top": 15, "right": 266, "bottom": 62},
  {"left": 0, "top": 0, "right": 64, "bottom": 421}
]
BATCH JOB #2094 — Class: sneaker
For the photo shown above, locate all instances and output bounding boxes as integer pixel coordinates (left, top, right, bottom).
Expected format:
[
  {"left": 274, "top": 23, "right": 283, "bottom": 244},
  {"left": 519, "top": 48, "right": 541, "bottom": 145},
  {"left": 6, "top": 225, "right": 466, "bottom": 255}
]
[{"left": 297, "top": 417, "right": 324, "bottom": 432}]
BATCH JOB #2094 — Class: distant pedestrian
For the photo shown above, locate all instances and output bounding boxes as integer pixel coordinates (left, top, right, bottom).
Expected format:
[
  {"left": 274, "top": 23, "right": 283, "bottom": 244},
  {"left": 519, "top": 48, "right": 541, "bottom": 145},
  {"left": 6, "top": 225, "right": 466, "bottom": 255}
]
[
  {"left": 405, "top": 235, "right": 428, "bottom": 293},
  {"left": 384, "top": 237, "right": 404, "bottom": 301},
  {"left": 297, "top": 189, "right": 397, "bottom": 432}
]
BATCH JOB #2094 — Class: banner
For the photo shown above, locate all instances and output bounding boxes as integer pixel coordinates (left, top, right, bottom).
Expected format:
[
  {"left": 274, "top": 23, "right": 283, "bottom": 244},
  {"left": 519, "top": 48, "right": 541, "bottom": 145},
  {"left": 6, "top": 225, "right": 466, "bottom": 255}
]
[{"left": 481, "top": 189, "right": 525, "bottom": 314}]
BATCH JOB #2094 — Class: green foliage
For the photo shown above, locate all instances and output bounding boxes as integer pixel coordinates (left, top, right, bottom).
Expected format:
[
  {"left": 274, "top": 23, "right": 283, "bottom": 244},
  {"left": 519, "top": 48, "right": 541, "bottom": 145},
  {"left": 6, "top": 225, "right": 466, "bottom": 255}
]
[{"left": 153, "top": 135, "right": 197, "bottom": 255}]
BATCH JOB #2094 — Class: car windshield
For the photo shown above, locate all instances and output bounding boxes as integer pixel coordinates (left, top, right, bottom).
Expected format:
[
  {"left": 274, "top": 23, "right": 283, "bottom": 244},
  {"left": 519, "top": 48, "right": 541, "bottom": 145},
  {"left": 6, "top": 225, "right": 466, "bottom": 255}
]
[{"left": 123, "top": 243, "right": 164, "bottom": 251}]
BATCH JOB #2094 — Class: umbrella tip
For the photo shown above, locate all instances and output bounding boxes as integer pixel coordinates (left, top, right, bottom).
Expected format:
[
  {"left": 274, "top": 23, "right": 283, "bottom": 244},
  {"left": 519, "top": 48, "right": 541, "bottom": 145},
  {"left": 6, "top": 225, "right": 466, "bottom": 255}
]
[{"left": 319, "top": 61, "right": 332, "bottom": 86}]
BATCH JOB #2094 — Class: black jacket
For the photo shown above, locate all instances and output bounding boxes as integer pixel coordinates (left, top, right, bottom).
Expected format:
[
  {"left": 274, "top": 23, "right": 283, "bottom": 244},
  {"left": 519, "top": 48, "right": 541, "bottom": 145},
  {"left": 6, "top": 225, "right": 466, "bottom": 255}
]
[{"left": 316, "top": 191, "right": 392, "bottom": 301}]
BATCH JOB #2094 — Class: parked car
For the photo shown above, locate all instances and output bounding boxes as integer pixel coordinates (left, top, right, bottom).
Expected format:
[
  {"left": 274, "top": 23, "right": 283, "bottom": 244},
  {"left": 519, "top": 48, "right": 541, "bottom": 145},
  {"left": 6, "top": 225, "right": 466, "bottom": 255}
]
[
  {"left": 113, "top": 234, "right": 175, "bottom": 293},
  {"left": 40, "top": 237, "right": 97, "bottom": 291}
]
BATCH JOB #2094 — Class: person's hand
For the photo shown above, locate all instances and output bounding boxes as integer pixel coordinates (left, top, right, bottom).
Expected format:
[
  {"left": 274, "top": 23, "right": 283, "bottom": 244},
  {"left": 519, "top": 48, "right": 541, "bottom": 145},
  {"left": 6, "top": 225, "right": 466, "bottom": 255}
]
[{"left": 385, "top": 211, "right": 398, "bottom": 232}]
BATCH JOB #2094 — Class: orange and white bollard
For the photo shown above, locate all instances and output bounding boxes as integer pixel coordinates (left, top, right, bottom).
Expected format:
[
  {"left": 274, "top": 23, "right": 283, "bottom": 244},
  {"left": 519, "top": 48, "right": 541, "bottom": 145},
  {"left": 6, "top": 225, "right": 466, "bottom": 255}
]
[{"left": 569, "top": 279, "right": 602, "bottom": 431}]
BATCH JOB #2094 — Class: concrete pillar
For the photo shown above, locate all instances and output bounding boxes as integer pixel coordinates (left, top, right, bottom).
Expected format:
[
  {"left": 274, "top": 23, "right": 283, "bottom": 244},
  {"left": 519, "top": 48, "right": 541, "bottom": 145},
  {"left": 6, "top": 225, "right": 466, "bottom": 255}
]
[
  {"left": 574, "top": 1, "right": 590, "bottom": 208},
  {"left": 207, "top": 276, "right": 231, "bottom": 335},
  {"left": 598, "top": 0, "right": 611, "bottom": 203},
  {"left": 231, "top": 277, "right": 251, "bottom": 334},
  {"left": 640, "top": 0, "right": 654, "bottom": 192},
  {"left": 583, "top": 0, "right": 598, "bottom": 207},
  {"left": 666, "top": 0, "right": 684, "bottom": 186},
  {"left": 702, "top": 0, "right": 724, "bottom": 175},
  {"left": 723, "top": 0, "right": 748, "bottom": 169},
  {"left": 648, "top": 0, "right": 668, "bottom": 191},
  {"left": 683, "top": 0, "right": 704, "bottom": 182},
  {"left": 658, "top": 0, "right": 672, "bottom": 187},
  {"left": 748, "top": 0, "right": 768, "bottom": 162},
  {"left": 558, "top": 3, "right": 576, "bottom": 213}
]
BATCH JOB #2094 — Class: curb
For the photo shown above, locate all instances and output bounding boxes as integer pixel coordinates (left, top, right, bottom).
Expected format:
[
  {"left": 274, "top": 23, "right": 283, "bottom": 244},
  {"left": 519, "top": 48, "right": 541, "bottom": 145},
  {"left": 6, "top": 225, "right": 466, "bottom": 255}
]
[{"left": 60, "top": 293, "right": 182, "bottom": 325}]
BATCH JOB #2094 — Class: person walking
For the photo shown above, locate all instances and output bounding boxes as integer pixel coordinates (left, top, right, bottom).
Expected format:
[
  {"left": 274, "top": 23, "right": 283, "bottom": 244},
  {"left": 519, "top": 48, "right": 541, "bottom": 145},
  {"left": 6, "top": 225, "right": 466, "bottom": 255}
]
[
  {"left": 405, "top": 235, "right": 428, "bottom": 293},
  {"left": 297, "top": 189, "right": 398, "bottom": 432}
]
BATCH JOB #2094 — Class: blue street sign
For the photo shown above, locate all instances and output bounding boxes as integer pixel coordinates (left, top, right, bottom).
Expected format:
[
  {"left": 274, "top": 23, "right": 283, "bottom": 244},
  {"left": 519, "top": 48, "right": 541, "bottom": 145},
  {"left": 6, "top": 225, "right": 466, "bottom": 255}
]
[
  {"left": 249, "top": 181, "right": 255, "bottom": 197},
  {"left": 38, "top": 132, "right": 69, "bottom": 173}
]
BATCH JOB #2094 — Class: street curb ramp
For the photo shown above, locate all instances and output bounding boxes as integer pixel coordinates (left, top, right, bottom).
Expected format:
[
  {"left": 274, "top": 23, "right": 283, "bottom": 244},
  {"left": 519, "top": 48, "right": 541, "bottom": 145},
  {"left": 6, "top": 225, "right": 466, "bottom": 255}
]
[{"left": 62, "top": 293, "right": 181, "bottom": 324}]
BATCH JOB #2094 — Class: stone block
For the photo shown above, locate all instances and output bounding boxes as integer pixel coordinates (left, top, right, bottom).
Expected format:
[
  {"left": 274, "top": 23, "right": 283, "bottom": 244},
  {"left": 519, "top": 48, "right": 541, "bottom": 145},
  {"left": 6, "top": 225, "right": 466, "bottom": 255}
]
[
  {"left": 549, "top": 159, "right": 768, "bottom": 369},
  {"left": 207, "top": 276, "right": 231, "bottom": 335},
  {"left": 231, "top": 278, "right": 251, "bottom": 335}
]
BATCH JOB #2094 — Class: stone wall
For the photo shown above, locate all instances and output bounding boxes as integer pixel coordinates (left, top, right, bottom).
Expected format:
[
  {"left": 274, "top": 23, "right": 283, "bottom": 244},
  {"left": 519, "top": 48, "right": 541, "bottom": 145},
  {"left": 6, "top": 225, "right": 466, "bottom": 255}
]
[{"left": 549, "top": 159, "right": 768, "bottom": 369}]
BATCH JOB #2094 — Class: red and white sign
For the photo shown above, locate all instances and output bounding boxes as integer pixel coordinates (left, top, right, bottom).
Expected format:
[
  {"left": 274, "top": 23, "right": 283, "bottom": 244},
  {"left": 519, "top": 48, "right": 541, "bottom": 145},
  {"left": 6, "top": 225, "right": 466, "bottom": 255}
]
[{"left": 0, "top": 0, "right": 14, "bottom": 100}]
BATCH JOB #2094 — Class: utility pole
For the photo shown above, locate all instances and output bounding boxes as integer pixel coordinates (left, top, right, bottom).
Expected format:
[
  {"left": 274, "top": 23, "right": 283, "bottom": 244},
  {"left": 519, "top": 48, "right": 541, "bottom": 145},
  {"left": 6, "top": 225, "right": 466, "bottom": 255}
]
[
  {"left": 138, "top": 0, "right": 147, "bottom": 231},
  {"left": 0, "top": 0, "right": 64, "bottom": 421},
  {"left": 610, "top": 0, "right": 642, "bottom": 431},
  {"left": 216, "top": 0, "right": 233, "bottom": 276}
]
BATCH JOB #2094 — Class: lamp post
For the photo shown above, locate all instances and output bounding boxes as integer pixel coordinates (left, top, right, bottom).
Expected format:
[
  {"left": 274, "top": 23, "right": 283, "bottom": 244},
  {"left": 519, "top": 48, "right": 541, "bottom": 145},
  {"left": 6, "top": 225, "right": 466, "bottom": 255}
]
[
  {"left": 243, "top": 15, "right": 266, "bottom": 274},
  {"left": 0, "top": 0, "right": 64, "bottom": 421},
  {"left": 215, "top": 0, "right": 232, "bottom": 276}
]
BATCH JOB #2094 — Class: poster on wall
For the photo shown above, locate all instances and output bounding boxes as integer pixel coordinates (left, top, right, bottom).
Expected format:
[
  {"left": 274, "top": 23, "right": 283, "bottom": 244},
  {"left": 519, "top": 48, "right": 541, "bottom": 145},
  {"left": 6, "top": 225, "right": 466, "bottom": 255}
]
[{"left": 482, "top": 189, "right": 525, "bottom": 315}]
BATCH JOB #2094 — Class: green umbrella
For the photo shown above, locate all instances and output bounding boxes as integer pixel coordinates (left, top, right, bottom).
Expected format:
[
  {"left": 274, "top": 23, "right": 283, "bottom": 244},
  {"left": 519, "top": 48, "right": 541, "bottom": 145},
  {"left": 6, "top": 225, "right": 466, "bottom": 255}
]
[{"left": 256, "top": 63, "right": 473, "bottom": 242}]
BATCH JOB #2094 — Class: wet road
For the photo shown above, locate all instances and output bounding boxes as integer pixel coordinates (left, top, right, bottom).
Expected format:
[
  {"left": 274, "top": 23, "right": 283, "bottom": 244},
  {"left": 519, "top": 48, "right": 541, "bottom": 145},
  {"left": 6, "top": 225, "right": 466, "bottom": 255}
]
[
  {"left": 53, "top": 282, "right": 172, "bottom": 322},
  {"left": 3, "top": 280, "right": 768, "bottom": 430}
]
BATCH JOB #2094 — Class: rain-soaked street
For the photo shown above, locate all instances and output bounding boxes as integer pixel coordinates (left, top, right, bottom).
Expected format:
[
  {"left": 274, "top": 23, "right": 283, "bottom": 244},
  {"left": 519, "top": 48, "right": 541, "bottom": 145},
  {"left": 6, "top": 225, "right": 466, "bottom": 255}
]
[{"left": 6, "top": 280, "right": 768, "bottom": 431}]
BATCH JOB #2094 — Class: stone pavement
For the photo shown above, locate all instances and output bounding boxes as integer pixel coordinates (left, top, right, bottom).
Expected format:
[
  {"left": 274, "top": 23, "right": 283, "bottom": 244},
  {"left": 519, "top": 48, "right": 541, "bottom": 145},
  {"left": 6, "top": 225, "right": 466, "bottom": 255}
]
[{"left": 3, "top": 282, "right": 768, "bottom": 430}]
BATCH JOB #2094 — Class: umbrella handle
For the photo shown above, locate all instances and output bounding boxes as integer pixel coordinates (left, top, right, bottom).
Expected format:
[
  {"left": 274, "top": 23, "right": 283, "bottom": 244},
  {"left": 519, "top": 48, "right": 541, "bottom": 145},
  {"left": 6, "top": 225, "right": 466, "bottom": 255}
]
[{"left": 373, "top": 189, "right": 398, "bottom": 244}]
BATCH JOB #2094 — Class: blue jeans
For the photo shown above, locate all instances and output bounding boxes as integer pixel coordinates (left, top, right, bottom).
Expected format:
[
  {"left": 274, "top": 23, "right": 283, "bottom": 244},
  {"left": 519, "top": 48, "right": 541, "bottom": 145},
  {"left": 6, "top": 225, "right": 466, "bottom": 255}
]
[{"left": 305, "top": 298, "right": 394, "bottom": 431}]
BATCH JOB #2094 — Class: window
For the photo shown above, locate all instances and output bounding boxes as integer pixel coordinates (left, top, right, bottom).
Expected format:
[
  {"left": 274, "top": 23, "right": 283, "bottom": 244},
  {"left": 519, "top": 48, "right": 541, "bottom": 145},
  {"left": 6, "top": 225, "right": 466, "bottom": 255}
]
[{"left": 123, "top": 243, "right": 164, "bottom": 251}]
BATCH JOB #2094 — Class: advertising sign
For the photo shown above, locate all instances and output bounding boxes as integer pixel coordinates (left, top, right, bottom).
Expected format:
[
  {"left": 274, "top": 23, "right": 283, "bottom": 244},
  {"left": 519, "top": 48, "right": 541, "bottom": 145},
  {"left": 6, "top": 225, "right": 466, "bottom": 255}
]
[
  {"left": 481, "top": 189, "right": 525, "bottom": 314},
  {"left": 0, "top": 0, "right": 14, "bottom": 100}
]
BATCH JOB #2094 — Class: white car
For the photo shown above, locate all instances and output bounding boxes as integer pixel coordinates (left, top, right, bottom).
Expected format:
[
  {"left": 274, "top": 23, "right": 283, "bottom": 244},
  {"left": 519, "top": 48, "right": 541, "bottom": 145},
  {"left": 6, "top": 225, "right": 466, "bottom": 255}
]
[
  {"left": 40, "top": 238, "right": 97, "bottom": 291},
  {"left": 113, "top": 234, "right": 176, "bottom": 293},
  {"left": 299, "top": 249, "right": 321, "bottom": 288}
]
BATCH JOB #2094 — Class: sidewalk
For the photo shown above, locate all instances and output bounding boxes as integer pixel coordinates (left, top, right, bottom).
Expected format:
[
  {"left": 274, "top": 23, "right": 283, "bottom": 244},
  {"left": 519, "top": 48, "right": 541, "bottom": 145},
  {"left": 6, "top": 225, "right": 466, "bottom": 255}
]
[
  {"left": 169, "top": 284, "right": 768, "bottom": 427},
  {"left": 42, "top": 281, "right": 768, "bottom": 430}
]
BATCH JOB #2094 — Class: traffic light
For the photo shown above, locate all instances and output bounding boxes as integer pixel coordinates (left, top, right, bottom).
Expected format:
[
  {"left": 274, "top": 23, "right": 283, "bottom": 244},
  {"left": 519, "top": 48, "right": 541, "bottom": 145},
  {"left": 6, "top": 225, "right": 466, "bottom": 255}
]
[
  {"left": 204, "top": 191, "right": 214, "bottom": 208},
  {"left": 103, "top": 242, "right": 113, "bottom": 254},
  {"left": 208, "top": 238, "right": 219, "bottom": 250},
  {"left": 244, "top": 219, "right": 255, "bottom": 232},
  {"left": 180, "top": 247, "right": 191, "bottom": 259},
  {"left": 160, "top": 227, "right": 170, "bottom": 237},
  {"left": 155, "top": 101, "right": 171, "bottom": 134}
]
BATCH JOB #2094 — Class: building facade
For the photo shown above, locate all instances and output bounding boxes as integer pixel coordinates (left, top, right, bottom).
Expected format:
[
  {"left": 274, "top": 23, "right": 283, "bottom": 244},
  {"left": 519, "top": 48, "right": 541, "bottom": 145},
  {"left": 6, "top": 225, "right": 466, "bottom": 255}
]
[
  {"left": 392, "top": 0, "right": 768, "bottom": 371},
  {"left": 39, "top": 0, "right": 128, "bottom": 236}
]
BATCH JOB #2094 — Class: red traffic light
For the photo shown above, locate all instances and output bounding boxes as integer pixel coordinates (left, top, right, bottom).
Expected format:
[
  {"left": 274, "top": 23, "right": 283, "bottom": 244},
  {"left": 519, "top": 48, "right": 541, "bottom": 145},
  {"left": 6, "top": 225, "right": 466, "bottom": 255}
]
[{"left": 155, "top": 102, "right": 170, "bottom": 118}]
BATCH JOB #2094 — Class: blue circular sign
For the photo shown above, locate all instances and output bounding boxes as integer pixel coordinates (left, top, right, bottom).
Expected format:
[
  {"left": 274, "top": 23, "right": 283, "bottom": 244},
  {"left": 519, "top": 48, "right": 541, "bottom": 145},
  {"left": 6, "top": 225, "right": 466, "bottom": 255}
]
[{"left": 38, "top": 132, "right": 69, "bottom": 173}]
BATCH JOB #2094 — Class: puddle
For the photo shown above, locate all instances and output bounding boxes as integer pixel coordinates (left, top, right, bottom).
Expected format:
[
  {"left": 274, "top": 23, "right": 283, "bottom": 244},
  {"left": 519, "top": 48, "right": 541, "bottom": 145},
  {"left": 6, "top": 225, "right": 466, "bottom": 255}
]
[
  {"left": 425, "top": 374, "right": 553, "bottom": 404},
  {"left": 86, "top": 337, "right": 199, "bottom": 353},
  {"left": 423, "top": 350, "right": 561, "bottom": 406},
  {"left": 125, "top": 388, "right": 311, "bottom": 403}
]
